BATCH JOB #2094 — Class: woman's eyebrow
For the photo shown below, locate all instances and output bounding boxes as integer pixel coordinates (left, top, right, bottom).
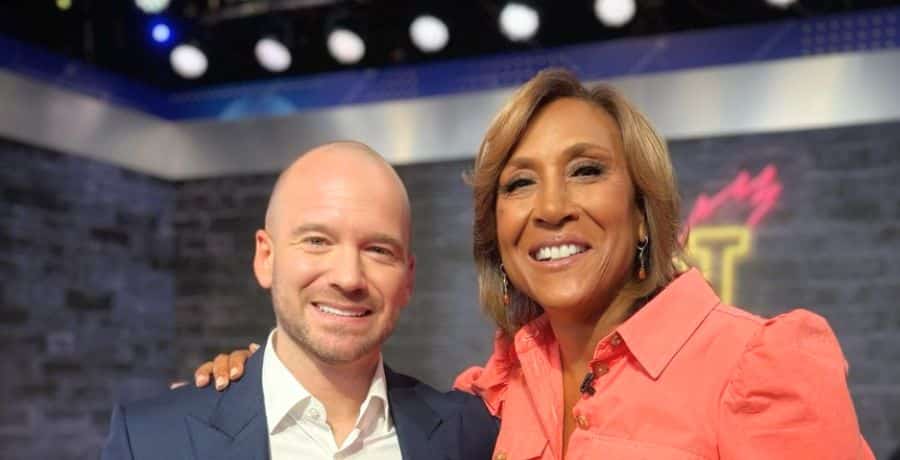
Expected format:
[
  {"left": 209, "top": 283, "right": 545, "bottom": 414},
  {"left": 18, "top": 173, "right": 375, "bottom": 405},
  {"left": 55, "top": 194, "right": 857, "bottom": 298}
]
[{"left": 562, "top": 142, "right": 613, "bottom": 160}]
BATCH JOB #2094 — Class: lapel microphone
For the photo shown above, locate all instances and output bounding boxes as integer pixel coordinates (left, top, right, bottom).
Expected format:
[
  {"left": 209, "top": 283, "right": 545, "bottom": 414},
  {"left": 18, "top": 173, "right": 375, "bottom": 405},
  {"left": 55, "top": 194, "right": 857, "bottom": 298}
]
[{"left": 579, "top": 371, "right": 596, "bottom": 396}]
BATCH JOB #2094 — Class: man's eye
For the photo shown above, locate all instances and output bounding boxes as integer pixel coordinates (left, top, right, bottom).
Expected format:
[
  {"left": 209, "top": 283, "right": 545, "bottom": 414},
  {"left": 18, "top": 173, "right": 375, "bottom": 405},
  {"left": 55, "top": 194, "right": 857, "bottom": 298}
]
[
  {"left": 304, "top": 237, "right": 328, "bottom": 246},
  {"left": 501, "top": 177, "right": 534, "bottom": 193},
  {"left": 369, "top": 246, "right": 394, "bottom": 257}
]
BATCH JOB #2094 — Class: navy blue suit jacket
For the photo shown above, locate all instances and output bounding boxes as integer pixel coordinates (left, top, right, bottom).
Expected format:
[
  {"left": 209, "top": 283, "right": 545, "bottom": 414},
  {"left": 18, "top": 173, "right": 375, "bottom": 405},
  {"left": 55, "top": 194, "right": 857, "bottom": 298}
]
[{"left": 101, "top": 345, "right": 498, "bottom": 460}]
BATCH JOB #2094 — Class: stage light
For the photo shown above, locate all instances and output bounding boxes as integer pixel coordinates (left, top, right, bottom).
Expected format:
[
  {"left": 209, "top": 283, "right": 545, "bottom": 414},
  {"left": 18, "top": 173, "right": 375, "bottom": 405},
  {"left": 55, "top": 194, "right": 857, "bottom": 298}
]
[
  {"left": 56, "top": 0, "right": 72, "bottom": 11},
  {"left": 499, "top": 2, "right": 539, "bottom": 42},
  {"left": 327, "top": 28, "right": 365, "bottom": 64},
  {"left": 765, "top": 0, "right": 797, "bottom": 8},
  {"left": 151, "top": 23, "right": 171, "bottom": 44},
  {"left": 255, "top": 37, "right": 292, "bottom": 73},
  {"left": 170, "top": 44, "right": 207, "bottom": 79},
  {"left": 410, "top": 15, "right": 449, "bottom": 53},
  {"left": 135, "top": 0, "right": 170, "bottom": 14},
  {"left": 594, "top": 0, "right": 636, "bottom": 27}
]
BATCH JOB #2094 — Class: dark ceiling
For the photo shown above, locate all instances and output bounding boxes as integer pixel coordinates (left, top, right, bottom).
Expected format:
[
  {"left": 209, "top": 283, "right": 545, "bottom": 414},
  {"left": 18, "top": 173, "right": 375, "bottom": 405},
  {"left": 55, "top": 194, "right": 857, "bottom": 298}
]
[{"left": 1, "top": 0, "right": 899, "bottom": 91}]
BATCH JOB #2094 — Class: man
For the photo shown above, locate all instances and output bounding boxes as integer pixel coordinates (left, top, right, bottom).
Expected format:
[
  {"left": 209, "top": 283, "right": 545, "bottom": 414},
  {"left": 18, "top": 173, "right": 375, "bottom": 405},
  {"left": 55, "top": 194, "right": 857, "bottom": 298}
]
[{"left": 101, "top": 142, "right": 498, "bottom": 459}]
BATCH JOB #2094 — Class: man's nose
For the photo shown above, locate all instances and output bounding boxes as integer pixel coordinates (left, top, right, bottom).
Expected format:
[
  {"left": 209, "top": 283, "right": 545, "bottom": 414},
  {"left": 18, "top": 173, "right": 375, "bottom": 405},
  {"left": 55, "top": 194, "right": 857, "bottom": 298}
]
[{"left": 329, "top": 248, "right": 368, "bottom": 296}]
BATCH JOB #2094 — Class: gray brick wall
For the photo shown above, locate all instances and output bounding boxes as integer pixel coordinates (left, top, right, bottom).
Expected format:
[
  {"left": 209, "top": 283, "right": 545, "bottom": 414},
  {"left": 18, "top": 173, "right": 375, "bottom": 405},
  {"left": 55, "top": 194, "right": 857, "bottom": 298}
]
[
  {"left": 0, "top": 139, "right": 175, "bottom": 460},
  {"left": 173, "top": 175, "right": 276, "bottom": 377},
  {"left": 2, "top": 120, "right": 899, "bottom": 458},
  {"left": 671, "top": 124, "right": 900, "bottom": 457}
]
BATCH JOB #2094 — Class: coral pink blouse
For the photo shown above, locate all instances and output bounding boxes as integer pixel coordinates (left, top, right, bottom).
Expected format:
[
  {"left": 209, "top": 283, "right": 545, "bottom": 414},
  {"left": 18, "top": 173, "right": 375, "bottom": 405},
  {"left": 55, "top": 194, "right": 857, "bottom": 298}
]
[{"left": 455, "top": 269, "right": 873, "bottom": 460}]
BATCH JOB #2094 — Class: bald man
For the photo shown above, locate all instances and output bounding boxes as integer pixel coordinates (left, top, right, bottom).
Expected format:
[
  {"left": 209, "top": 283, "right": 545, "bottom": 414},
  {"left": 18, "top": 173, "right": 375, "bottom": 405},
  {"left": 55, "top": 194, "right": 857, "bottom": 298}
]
[{"left": 101, "top": 142, "right": 499, "bottom": 460}]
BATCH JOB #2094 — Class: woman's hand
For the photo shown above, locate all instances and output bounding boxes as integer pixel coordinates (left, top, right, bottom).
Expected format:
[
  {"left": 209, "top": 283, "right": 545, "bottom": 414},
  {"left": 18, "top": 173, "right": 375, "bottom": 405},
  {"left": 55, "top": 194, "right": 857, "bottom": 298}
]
[{"left": 190, "top": 343, "right": 260, "bottom": 391}]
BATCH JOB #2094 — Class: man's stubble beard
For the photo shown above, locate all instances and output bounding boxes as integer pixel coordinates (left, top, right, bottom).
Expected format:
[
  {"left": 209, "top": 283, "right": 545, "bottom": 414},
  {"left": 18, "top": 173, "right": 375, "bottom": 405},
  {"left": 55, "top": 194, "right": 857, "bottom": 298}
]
[{"left": 270, "top": 275, "right": 395, "bottom": 365}]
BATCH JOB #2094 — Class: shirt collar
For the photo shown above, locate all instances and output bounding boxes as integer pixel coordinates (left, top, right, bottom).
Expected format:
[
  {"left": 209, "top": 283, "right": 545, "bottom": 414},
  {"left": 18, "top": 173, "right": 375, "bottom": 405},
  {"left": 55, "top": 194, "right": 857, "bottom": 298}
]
[
  {"left": 356, "top": 354, "right": 391, "bottom": 432},
  {"left": 617, "top": 268, "right": 720, "bottom": 379},
  {"left": 262, "top": 329, "right": 312, "bottom": 435},
  {"left": 261, "top": 329, "right": 391, "bottom": 435}
]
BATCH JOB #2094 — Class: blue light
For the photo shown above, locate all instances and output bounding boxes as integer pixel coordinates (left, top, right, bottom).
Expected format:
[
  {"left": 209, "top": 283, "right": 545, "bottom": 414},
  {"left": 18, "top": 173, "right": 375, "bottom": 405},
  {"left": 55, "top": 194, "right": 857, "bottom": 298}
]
[{"left": 152, "top": 23, "right": 172, "bottom": 44}]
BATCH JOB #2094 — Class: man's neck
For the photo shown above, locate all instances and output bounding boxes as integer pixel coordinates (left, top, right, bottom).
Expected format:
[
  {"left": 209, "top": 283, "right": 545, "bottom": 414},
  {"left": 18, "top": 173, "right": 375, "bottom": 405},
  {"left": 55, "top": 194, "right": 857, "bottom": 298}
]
[{"left": 272, "top": 329, "right": 380, "bottom": 443}]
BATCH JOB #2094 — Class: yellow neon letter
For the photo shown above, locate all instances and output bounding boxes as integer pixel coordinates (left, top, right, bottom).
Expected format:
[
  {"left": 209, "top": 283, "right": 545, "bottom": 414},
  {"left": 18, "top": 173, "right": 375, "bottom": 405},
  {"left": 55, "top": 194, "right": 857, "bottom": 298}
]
[{"left": 685, "top": 226, "right": 752, "bottom": 305}]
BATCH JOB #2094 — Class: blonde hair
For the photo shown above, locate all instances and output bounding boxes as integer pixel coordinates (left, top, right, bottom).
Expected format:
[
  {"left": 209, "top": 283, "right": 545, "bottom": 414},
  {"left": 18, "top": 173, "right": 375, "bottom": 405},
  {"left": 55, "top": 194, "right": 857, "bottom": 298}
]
[{"left": 468, "top": 68, "right": 684, "bottom": 336}]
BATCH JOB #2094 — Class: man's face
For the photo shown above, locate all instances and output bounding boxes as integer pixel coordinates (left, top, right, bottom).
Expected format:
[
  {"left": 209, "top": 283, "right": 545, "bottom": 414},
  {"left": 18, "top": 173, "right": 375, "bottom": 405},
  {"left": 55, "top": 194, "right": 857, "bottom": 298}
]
[{"left": 255, "top": 150, "right": 414, "bottom": 365}]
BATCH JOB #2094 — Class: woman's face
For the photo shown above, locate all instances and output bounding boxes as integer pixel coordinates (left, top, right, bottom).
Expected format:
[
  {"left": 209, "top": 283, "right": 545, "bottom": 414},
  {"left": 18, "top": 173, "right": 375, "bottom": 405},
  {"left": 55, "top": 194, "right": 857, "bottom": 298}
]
[{"left": 496, "top": 97, "right": 643, "bottom": 318}]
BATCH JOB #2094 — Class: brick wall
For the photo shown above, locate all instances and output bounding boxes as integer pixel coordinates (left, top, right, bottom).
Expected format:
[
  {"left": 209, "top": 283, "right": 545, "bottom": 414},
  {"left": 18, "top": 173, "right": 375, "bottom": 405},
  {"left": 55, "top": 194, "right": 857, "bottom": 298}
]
[
  {"left": 671, "top": 123, "right": 900, "bottom": 457},
  {"left": 2, "top": 120, "right": 899, "bottom": 458},
  {"left": 173, "top": 175, "right": 277, "bottom": 378},
  {"left": 0, "top": 139, "right": 175, "bottom": 459}
]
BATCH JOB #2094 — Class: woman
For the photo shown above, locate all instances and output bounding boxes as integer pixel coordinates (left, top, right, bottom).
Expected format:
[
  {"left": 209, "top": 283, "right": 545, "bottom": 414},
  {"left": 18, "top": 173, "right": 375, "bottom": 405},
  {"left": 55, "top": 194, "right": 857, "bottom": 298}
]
[{"left": 197, "top": 69, "right": 873, "bottom": 459}]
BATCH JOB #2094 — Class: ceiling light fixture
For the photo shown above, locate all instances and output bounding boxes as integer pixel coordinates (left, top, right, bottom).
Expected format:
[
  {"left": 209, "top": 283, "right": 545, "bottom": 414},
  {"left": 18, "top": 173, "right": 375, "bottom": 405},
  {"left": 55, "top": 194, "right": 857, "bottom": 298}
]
[
  {"left": 765, "top": 0, "right": 797, "bottom": 8},
  {"left": 255, "top": 37, "right": 292, "bottom": 72},
  {"left": 499, "top": 2, "right": 540, "bottom": 42},
  {"left": 327, "top": 28, "right": 366, "bottom": 64},
  {"left": 151, "top": 22, "right": 172, "bottom": 44},
  {"left": 135, "top": 0, "right": 170, "bottom": 14},
  {"left": 170, "top": 44, "right": 208, "bottom": 79},
  {"left": 594, "top": 0, "right": 637, "bottom": 28},
  {"left": 410, "top": 15, "right": 450, "bottom": 53}
]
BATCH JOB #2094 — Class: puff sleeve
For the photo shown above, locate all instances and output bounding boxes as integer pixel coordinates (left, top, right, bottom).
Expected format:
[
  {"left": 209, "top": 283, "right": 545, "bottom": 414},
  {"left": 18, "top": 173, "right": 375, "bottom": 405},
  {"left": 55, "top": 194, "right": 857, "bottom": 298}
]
[
  {"left": 717, "top": 309, "right": 874, "bottom": 459},
  {"left": 453, "top": 330, "right": 518, "bottom": 418}
]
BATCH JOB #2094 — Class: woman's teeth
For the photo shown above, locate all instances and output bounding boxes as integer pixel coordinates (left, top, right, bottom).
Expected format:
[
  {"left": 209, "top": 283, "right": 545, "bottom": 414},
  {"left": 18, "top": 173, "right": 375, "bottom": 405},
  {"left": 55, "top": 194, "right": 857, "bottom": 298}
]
[
  {"left": 315, "top": 304, "right": 367, "bottom": 317},
  {"left": 535, "top": 244, "right": 586, "bottom": 261}
]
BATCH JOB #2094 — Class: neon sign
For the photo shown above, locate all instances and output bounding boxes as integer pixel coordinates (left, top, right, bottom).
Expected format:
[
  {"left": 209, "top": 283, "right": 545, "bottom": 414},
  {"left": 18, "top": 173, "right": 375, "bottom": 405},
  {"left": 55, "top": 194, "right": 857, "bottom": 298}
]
[{"left": 683, "top": 165, "right": 782, "bottom": 304}]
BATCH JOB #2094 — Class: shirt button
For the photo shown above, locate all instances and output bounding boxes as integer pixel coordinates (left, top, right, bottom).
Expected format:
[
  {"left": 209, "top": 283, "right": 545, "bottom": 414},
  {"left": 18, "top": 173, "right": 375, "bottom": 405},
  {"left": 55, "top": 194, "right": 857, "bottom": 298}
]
[
  {"left": 592, "top": 362, "right": 609, "bottom": 376},
  {"left": 494, "top": 452, "right": 507, "bottom": 460},
  {"left": 576, "top": 415, "right": 590, "bottom": 430},
  {"left": 307, "top": 408, "right": 320, "bottom": 420}
]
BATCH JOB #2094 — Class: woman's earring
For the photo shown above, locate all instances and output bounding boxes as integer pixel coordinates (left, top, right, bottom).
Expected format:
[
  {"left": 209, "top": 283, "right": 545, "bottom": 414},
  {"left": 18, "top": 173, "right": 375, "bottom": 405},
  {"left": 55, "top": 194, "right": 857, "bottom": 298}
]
[
  {"left": 637, "top": 237, "right": 649, "bottom": 281},
  {"left": 500, "top": 264, "right": 510, "bottom": 306}
]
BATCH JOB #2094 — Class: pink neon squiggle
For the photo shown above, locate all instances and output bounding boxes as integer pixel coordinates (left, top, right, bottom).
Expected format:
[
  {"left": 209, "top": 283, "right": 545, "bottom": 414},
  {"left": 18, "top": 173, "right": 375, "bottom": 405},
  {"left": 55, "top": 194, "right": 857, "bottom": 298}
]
[{"left": 681, "top": 164, "right": 783, "bottom": 241}]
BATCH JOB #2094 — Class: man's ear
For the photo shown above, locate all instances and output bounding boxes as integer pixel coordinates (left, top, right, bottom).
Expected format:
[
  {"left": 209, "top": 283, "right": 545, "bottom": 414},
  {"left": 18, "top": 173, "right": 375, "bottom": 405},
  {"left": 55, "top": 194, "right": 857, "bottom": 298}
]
[{"left": 253, "top": 229, "right": 274, "bottom": 289}]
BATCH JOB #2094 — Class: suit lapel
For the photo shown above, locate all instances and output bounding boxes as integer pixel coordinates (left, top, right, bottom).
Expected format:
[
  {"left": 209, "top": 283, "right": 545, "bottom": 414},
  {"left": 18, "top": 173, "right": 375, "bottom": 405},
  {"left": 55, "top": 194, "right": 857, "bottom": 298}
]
[
  {"left": 186, "top": 413, "right": 268, "bottom": 460},
  {"left": 186, "top": 342, "right": 270, "bottom": 460},
  {"left": 386, "top": 366, "right": 446, "bottom": 460}
]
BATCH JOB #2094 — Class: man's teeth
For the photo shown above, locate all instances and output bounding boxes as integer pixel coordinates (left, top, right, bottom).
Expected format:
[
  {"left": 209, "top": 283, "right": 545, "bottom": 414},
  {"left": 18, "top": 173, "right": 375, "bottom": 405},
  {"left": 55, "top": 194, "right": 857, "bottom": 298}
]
[
  {"left": 535, "top": 244, "right": 586, "bottom": 261},
  {"left": 316, "top": 304, "right": 366, "bottom": 317}
]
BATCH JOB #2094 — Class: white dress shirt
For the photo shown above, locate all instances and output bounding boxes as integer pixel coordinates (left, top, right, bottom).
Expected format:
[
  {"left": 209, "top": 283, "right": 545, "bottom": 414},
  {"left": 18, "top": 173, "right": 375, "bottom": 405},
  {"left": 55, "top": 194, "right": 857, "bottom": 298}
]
[{"left": 261, "top": 330, "right": 402, "bottom": 460}]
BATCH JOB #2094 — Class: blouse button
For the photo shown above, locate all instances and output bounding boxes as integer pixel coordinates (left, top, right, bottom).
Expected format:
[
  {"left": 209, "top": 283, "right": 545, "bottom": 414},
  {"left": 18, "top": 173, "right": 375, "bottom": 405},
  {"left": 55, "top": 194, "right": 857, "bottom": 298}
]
[
  {"left": 576, "top": 415, "right": 590, "bottom": 430},
  {"left": 494, "top": 452, "right": 507, "bottom": 460},
  {"left": 610, "top": 333, "right": 623, "bottom": 347}
]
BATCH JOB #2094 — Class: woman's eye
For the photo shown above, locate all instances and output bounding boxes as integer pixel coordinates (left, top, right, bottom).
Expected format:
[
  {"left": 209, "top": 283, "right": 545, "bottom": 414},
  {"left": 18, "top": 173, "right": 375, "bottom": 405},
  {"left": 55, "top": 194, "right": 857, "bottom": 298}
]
[
  {"left": 572, "top": 164, "right": 603, "bottom": 177},
  {"left": 502, "top": 177, "right": 534, "bottom": 193}
]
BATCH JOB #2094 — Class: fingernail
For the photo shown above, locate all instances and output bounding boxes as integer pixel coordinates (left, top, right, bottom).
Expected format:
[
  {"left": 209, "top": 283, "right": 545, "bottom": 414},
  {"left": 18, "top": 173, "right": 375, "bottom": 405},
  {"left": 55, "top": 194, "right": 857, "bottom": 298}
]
[
  {"left": 230, "top": 367, "right": 239, "bottom": 378},
  {"left": 250, "top": 343, "right": 260, "bottom": 352},
  {"left": 215, "top": 377, "right": 227, "bottom": 390},
  {"left": 196, "top": 375, "right": 207, "bottom": 386}
]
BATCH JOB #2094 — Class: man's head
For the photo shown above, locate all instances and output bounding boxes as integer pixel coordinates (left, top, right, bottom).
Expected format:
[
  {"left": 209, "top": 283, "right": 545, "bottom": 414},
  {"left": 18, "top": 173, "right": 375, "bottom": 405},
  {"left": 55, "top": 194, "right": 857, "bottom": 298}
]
[{"left": 253, "top": 141, "right": 415, "bottom": 365}]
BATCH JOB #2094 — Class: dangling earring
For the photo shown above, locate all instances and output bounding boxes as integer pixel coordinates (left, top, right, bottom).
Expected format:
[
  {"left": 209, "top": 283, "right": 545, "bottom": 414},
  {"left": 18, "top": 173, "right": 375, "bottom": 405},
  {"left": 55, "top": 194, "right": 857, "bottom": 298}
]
[
  {"left": 637, "top": 237, "right": 649, "bottom": 281},
  {"left": 500, "top": 264, "right": 510, "bottom": 306}
]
